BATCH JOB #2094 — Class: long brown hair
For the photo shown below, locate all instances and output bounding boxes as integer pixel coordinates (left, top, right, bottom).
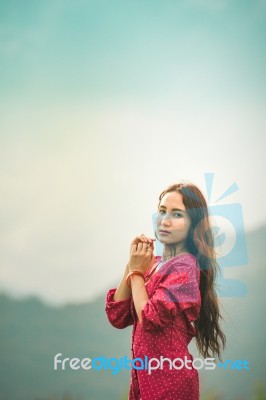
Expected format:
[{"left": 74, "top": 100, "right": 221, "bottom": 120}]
[{"left": 158, "top": 182, "right": 226, "bottom": 362}]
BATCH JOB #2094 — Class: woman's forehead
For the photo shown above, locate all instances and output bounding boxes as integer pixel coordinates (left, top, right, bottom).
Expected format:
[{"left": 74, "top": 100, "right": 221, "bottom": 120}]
[{"left": 159, "top": 191, "right": 186, "bottom": 210}]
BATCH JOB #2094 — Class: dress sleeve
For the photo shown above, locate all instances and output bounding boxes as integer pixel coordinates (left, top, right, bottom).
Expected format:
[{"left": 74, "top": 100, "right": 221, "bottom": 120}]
[
  {"left": 105, "top": 288, "right": 134, "bottom": 329},
  {"left": 140, "top": 259, "right": 201, "bottom": 333}
]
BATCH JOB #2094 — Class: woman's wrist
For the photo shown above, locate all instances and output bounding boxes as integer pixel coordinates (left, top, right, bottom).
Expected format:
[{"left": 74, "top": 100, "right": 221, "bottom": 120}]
[
  {"left": 126, "top": 270, "right": 145, "bottom": 288},
  {"left": 128, "top": 263, "right": 144, "bottom": 273}
]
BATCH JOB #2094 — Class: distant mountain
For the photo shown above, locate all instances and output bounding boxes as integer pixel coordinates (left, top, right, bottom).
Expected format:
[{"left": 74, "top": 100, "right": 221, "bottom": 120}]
[
  {"left": 0, "top": 291, "right": 131, "bottom": 400},
  {"left": 0, "top": 226, "right": 265, "bottom": 400}
]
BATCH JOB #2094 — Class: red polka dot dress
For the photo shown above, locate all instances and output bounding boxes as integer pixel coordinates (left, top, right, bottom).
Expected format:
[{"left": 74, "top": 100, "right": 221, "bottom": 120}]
[{"left": 105, "top": 253, "right": 201, "bottom": 400}]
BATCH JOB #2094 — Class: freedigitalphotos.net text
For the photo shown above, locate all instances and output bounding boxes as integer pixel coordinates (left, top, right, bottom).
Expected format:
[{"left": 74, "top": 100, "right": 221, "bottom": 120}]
[{"left": 54, "top": 354, "right": 250, "bottom": 375}]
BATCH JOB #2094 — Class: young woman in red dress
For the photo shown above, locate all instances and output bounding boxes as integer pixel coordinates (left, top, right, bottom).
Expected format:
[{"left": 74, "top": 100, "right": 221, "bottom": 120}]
[{"left": 105, "top": 182, "right": 226, "bottom": 400}]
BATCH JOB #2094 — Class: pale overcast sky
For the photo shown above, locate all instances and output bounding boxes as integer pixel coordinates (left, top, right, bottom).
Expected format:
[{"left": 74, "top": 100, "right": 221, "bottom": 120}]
[{"left": 0, "top": 0, "right": 265, "bottom": 304}]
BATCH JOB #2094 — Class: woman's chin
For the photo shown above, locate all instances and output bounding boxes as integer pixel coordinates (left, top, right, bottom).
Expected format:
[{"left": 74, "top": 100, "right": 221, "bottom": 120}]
[{"left": 157, "top": 237, "right": 174, "bottom": 245}]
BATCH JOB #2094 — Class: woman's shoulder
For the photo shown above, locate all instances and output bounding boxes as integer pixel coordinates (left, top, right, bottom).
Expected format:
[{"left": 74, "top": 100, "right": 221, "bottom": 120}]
[
  {"left": 171, "top": 252, "right": 197, "bottom": 264},
  {"left": 156, "top": 253, "right": 197, "bottom": 265},
  {"left": 159, "top": 253, "right": 200, "bottom": 275}
]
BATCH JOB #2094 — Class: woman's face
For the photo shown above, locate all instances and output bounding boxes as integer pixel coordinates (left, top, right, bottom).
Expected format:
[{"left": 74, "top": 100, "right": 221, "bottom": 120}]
[{"left": 156, "top": 191, "right": 191, "bottom": 245}]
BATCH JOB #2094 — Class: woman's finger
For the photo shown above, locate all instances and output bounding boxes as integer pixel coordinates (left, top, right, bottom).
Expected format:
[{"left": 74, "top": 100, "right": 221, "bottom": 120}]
[
  {"left": 130, "top": 243, "right": 138, "bottom": 255},
  {"left": 140, "top": 234, "right": 149, "bottom": 243},
  {"left": 131, "top": 235, "right": 146, "bottom": 245},
  {"left": 147, "top": 250, "right": 154, "bottom": 260},
  {"left": 131, "top": 235, "right": 155, "bottom": 247},
  {"left": 145, "top": 236, "right": 155, "bottom": 244},
  {"left": 146, "top": 239, "right": 155, "bottom": 251},
  {"left": 142, "top": 242, "right": 148, "bottom": 252},
  {"left": 137, "top": 241, "right": 143, "bottom": 252}
]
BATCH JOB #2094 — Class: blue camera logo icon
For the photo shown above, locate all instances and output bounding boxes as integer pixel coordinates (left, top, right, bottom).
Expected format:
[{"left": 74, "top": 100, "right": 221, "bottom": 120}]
[
  {"left": 208, "top": 203, "right": 248, "bottom": 268},
  {"left": 205, "top": 173, "right": 248, "bottom": 297}
]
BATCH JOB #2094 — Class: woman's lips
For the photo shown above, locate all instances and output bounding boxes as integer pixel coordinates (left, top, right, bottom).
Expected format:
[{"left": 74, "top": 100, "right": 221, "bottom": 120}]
[{"left": 159, "top": 230, "right": 171, "bottom": 234}]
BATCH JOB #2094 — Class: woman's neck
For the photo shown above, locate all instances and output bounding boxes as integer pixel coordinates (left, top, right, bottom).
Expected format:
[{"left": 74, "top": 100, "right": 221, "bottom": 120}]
[{"left": 162, "top": 242, "right": 189, "bottom": 263}]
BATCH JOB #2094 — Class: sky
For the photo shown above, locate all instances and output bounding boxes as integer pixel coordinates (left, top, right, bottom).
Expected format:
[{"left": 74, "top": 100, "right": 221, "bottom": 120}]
[{"left": 0, "top": 0, "right": 265, "bottom": 305}]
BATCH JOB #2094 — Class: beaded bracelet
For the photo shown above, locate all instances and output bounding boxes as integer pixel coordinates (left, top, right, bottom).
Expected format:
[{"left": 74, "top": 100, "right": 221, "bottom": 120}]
[{"left": 126, "top": 271, "right": 145, "bottom": 288}]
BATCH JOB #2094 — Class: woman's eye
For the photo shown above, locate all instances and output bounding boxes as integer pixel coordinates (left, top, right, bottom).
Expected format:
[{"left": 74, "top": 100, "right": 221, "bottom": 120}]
[
  {"left": 158, "top": 210, "right": 165, "bottom": 214},
  {"left": 173, "top": 212, "right": 182, "bottom": 218}
]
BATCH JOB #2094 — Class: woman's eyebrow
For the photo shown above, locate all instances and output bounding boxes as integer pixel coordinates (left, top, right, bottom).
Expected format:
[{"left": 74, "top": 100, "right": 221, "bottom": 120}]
[{"left": 159, "top": 206, "right": 186, "bottom": 212}]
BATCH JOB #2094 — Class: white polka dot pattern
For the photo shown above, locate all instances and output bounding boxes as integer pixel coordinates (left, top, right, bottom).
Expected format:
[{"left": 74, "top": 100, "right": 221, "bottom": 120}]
[{"left": 105, "top": 254, "right": 201, "bottom": 400}]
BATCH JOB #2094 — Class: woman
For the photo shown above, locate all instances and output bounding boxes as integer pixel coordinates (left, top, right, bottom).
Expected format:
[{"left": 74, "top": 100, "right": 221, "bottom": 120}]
[{"left": 105, "top": 182, "right": 226, "bottom": 400}]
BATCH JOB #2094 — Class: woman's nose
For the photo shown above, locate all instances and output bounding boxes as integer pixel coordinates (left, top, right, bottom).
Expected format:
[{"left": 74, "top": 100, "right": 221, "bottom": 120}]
[{"left": 161, "top": 215, "right": 171, "bottom": 225}]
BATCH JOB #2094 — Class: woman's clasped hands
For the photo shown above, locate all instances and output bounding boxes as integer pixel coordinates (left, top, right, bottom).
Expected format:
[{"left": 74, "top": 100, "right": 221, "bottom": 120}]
[{"left": 127, "top": 234, "right": 156, "bottom": 274}]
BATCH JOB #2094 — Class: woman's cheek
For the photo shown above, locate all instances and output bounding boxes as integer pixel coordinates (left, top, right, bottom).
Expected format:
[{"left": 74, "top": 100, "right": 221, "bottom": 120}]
[
  {"left": 156, "top": 217, "right": 162, "bottom": 228},
  {"left": 174, "top": 220, "right": 186, "bottom": 229}
]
